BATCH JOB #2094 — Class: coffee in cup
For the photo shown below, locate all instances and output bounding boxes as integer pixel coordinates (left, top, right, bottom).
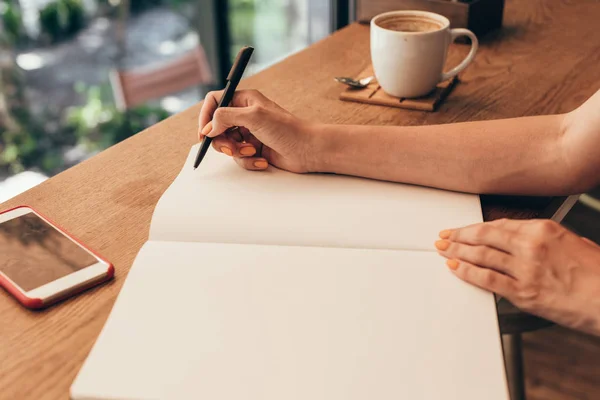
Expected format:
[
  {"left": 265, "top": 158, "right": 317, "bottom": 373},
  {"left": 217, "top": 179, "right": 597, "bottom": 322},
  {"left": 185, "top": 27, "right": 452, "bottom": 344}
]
[
  {"left": 376, "top": 14, "right": 444, "bottom": 33},
  {"left": 371, "top": 11, "right": 478, "bottom": 98}
]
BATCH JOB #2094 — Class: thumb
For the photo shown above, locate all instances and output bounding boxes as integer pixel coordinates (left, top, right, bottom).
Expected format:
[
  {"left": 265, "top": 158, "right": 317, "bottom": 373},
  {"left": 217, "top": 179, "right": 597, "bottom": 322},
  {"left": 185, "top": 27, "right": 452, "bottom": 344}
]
[
  {"left": 582, "top": 237, "right": 600, "bottom": 248},
  {"left": 208, "top": 107, "right": 255, "bottom": 138}
]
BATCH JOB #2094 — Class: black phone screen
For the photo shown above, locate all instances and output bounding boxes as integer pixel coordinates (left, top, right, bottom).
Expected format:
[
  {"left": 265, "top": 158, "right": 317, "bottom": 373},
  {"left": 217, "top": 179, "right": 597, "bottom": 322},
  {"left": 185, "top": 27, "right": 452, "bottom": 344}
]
[{"left": 0, "top": 212, "right": 98, "bottom": 291}]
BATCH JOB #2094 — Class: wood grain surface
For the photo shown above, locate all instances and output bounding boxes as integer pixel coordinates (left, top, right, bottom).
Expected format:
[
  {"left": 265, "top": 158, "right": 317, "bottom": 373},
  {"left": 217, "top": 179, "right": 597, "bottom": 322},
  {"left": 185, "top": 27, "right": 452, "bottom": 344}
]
[
  {"left": 1, "top": 0, "right": 600, "bottom": 398},
  {"left": 523, "top": 326, "right": 600, "bottom": 400}
]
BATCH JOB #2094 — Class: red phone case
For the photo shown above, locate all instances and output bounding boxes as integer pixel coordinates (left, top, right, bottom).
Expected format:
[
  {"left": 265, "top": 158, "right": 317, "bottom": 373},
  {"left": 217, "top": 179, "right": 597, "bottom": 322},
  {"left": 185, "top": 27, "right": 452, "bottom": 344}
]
[{"left": 0, "top": 205, "right": 115, "bottom": 309}]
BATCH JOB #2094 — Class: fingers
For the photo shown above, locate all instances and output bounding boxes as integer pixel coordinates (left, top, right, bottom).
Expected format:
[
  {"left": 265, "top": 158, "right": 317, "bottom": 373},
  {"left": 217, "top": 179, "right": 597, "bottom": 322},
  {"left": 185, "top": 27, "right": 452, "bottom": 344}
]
[
  {"left": 198, "top": 89, "right": 267, "bottom": 137},
  {"left": 240, "top": 129, "right": 263, "bottom": 151},
  {"left": 208, "top": 107, "right": 257, "bottom": 139},
  {"left": 213, "top": 144, "right": 268, "bottom": 171},
  {"left": 435, "top": 240, "right": 515, "bottom": 277},
  {"left": 485, "top": 218, "right": 526, "bottom": 231},
  {"left": 198, "top": 92, "right": 221, "bottom": 136},
  {"left": 439, "top": 220, "right": 520, "bottom": 254},
  {"left": 440, "top": 218, "right": 523, "bottom": 238},
  {"left": 582, "top": 237, "right": 600, "bottom": 249},
  {"left": 212, "top": 131, "right": 258, "bottom": 158},
  {"left": 447, "top": 259, "right": 515, "bottom": 298},
  {"left": 234, "top": 156, "right": 269, "bottom": 171},
  {"left": 436, "top": 219, "right": 524, "bottom": 279},
  {"left": 210, "top": 126, "right": 268, "bottom": 171},
  {"left": 199, "top": 121, "right": 212, "bottom": 140}
]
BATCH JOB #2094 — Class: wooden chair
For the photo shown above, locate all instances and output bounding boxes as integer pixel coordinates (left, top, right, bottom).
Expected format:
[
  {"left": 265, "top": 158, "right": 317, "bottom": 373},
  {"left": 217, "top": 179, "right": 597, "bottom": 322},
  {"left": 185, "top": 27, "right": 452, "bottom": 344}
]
[{"left": 110, "top": 46, "right": 213, "bottom": 111}]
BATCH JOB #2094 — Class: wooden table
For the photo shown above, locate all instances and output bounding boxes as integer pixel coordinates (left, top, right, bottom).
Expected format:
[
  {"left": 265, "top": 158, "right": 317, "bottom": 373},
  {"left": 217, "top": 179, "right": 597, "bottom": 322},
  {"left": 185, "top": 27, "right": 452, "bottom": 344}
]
[{"left": 1, "top": 1, "right": 599, "bottom": 398}]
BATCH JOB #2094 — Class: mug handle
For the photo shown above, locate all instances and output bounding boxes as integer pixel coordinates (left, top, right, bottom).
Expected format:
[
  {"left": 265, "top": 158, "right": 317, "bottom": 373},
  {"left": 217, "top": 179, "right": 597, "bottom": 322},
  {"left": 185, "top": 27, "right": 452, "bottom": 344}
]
[{"left": 440, "top": 28, "right": 478, "bottom": 82}]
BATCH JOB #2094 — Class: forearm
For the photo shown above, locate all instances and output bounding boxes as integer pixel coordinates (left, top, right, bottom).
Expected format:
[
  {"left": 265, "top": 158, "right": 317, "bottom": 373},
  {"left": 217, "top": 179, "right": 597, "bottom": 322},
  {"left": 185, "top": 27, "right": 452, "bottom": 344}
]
[{"left": 310, "top": 114, "right": 573, "bottom": 195}]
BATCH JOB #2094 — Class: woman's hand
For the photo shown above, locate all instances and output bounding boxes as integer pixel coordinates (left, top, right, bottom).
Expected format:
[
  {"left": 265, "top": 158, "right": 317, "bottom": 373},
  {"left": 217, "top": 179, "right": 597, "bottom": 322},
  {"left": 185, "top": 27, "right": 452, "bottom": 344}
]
[
  {"left": 198, "top": 89, "right": 317, "bottom": 173},
  {"left": 435, "top": 219, "right": 600, "bottom": 335}
]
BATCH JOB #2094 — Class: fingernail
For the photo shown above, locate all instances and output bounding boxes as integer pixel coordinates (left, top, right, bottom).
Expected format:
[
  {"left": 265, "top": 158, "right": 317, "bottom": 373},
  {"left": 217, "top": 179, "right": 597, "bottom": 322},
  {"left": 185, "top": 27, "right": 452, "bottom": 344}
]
[
  {"left": 239, "top": 146, "right": 256, "bottom": 156},
  {"left": 435, "top": 240, "right": 450, "bottom": 251},
  {"left": 253, "top": 160, "right": 268, "bottom": 169},
  {"left": 201, "top": 121, "right": 212, "bottom": 135},
  {"left": 220, "top": 147, "right": 233, "bottom": 156},
  {"left": 439, "top": 229, "right": 452, "bottom": 239},
  {"left": 446, "top": 259, "right": 459, "bottom": 270}
]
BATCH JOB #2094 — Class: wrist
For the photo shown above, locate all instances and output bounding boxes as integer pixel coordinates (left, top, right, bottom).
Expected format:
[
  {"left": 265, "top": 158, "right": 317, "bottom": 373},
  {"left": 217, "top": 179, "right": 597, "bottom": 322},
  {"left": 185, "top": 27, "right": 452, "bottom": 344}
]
[{"left": 304, "top": 123, "right": 337, "bottom": 173}]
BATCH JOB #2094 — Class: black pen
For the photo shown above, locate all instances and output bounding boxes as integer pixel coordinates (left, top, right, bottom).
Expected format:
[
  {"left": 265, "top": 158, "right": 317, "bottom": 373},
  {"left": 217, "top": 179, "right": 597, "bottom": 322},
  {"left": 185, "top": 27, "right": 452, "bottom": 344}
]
[{"left": 194, "top": 46, "right": 254, "bottom": 169}]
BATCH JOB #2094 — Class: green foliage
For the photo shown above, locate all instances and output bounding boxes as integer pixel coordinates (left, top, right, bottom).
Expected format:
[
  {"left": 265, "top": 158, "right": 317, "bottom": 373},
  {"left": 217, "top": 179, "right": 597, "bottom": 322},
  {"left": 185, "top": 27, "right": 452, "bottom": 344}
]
[
  {"left": 38, "top": 0, "right": 86, "bottom": 43},
  {"left": 101, "top": 104, "right": 170, "bottom": 144},
  {"left": 0, "top": 58, "right": 53, "bottom": 174},
  {"left": 1, "top": 0, "right": 24, "bottom": 45},
  {"left": 130, "top": 0, "right": 163, "bottom": 13},
  {"left": 0, "top": 0, "right": 187, "bottom": 175},
  {"left": 0, "top": 77, "right": 169, "bottom": 175},
  {"left": 0, "top": 116, "right": 70, "bottom": 175},
  {"left": 64, "top": 0, "right": 86, "bottom": 35},
  {"left": 38, "top": 2, "right": 67, "bottom": 41},
  {"left": 0, "top": 86, "right": 76, "bottom": 174},
  {"left": 66, "top": 84, "right": 169, "bottom": 151},
  {"left": 228, "top": 0, "right": 255, "bottom": 62}
]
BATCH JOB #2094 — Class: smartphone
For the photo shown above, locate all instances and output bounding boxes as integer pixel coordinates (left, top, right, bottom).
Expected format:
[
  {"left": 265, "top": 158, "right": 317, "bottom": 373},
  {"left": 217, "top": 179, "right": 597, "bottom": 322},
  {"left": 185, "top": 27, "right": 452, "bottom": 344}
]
[{"left": 0, "top": 206, "right": 114, "bottom": 309}]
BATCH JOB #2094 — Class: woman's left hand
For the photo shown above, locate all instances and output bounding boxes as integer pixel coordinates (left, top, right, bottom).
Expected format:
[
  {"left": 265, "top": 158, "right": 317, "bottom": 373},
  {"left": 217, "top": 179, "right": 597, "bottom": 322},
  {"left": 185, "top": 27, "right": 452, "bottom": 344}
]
[{"left": 435, "top": 219, "right": 600, "bottom": 335}]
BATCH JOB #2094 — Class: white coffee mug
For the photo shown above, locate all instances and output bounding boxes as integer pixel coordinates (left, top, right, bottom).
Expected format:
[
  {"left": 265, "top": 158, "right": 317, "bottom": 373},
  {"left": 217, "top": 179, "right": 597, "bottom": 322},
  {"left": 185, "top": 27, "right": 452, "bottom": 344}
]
[{"left": 371, "top": 10, "right": 478, "bottom": 98}]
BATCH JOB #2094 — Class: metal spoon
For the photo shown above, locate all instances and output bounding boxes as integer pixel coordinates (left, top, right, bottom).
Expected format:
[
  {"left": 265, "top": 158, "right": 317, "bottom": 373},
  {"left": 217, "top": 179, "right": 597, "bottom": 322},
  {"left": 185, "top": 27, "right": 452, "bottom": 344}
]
[{"left": 334, "top": 76, "right": 375, "bottom": 89}]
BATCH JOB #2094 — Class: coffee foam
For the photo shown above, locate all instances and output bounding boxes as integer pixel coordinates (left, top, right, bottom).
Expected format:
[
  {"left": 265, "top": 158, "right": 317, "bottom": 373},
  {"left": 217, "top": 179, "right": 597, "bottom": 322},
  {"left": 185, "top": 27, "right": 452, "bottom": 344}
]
[{"left": 376, "top": 15, "right": 444, "bottom": 33}]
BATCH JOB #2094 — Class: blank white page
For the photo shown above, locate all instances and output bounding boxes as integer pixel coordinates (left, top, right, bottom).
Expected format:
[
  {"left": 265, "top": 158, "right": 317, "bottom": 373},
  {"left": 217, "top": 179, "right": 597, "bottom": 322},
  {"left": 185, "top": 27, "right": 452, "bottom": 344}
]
[
  {"left": 149, "top": 146, "right": 482, "bottom": 251},
  {"left": 71, "top": 241, "right": 508, "bottom": 400}
]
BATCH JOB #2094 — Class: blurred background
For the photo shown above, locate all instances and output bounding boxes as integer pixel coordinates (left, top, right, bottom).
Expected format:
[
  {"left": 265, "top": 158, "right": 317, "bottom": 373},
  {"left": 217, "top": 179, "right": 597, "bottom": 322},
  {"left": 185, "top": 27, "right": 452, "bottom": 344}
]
[
  {"left": 0, "top": 0, "right": 351, "bottom": 201},
  {"left": 1, "top": 1, "right": 600, "bottom": 398}
]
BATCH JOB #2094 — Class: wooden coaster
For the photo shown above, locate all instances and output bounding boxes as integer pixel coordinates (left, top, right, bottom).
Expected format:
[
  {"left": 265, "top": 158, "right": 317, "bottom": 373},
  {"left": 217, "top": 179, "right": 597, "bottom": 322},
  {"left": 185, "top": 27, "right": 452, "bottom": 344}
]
[{"left": 339, "top": 65, "right": 458, "bottom": 112}]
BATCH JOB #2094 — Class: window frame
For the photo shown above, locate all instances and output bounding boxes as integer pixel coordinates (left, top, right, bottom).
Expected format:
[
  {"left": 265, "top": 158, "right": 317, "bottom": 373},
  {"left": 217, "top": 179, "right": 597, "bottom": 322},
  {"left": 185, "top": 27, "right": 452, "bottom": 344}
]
[{"left": 196, "top": 0, "right": 354, "bottom": 87}]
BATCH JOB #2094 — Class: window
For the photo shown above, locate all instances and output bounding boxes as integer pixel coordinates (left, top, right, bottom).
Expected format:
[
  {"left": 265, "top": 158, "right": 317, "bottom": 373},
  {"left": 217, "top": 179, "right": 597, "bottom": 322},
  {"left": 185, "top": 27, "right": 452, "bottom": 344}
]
[
  {"left": 0, "top": 0, "right": 350, "bottom": 201},
  {"left": 228, "top": 0, "right": 333, "bottom": 74}
]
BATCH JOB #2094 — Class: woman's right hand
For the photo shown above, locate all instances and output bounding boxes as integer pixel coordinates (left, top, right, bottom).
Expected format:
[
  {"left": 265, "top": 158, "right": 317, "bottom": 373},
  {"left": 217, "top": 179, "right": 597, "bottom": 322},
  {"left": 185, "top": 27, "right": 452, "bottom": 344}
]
[{"left": 198, "top": 89, "right": 318, "bottom": 173}]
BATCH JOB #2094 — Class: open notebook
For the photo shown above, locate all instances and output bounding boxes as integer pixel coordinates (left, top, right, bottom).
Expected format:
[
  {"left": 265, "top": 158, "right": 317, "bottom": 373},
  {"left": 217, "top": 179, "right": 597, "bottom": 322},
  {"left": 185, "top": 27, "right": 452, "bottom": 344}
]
[{"left": 71, "top": 145, "right": 509, "bottom": 400}]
